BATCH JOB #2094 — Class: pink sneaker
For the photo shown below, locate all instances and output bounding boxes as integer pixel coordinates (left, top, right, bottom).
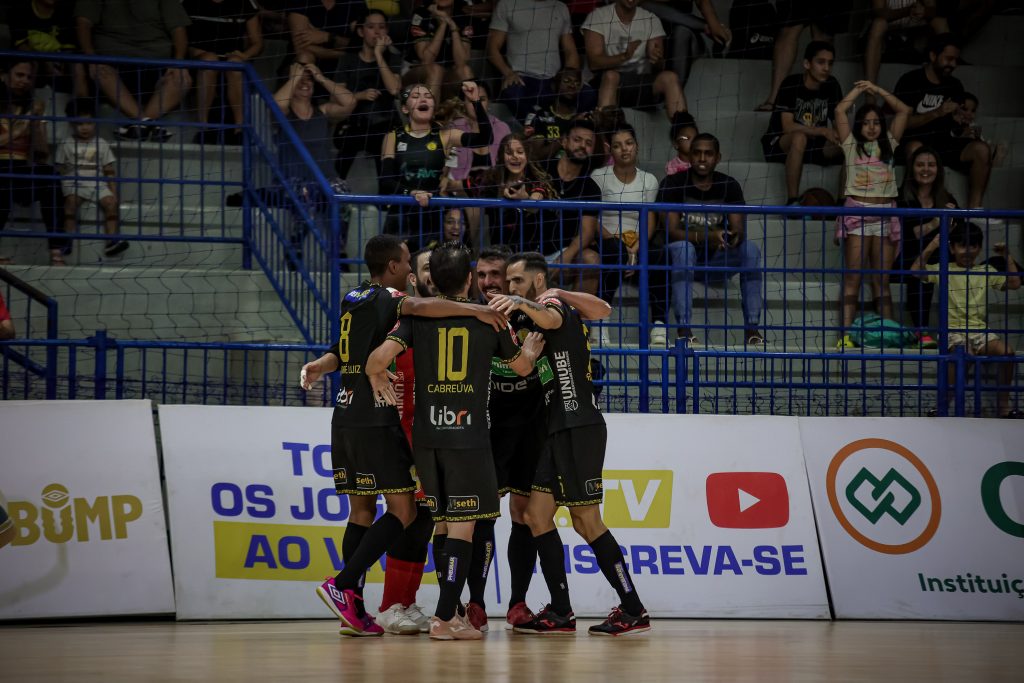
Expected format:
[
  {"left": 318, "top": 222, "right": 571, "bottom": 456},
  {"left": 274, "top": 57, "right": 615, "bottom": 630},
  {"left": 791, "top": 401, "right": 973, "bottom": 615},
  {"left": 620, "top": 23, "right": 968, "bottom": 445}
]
[
  {"left": 316, "top": 577, "right": 363, "bottom": 632},
  {"left": 340, "top": 612, "right": 384, "bottom": 637}
]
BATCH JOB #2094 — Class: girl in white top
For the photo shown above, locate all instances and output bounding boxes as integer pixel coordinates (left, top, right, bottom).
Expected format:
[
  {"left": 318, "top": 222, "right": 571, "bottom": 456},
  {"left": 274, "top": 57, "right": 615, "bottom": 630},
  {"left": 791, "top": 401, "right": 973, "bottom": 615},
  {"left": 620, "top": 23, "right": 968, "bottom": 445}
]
[{"left": 833, "top": 80, "right": 911, "bottom": 349}]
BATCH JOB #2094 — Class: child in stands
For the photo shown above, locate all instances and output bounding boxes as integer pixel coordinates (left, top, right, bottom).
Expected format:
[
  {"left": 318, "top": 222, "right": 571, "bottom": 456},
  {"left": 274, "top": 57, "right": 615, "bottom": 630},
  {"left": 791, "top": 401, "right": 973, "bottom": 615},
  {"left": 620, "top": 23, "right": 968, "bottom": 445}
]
[
  {"left": 665, "top": 111, "right": 697, "bottom": 176},
  {"left": 912, "top": 221, "right": 1021, "bottom": 417},
  {"left": 56, "top": 98, "right": 126, "bottom": 257},
  {"left": 834, "top": 80, "right": 911, "bottom": 349}
]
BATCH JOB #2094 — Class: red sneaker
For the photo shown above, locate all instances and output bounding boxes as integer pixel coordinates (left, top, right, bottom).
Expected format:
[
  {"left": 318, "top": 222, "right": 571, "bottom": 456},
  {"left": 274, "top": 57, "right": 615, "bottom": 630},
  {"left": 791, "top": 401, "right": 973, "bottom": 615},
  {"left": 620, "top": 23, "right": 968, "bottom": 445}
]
[
  {"left": 465, "top": 601, "right": 489, "bottom": 632},
  {"left": 505, "top": 601, "right": 535, "bottom": 629}
]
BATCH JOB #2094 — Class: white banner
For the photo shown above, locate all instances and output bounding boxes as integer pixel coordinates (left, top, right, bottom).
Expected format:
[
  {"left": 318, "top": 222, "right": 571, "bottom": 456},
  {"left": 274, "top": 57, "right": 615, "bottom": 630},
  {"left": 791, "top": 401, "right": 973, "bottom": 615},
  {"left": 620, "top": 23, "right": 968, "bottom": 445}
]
[
  {"left": 159, "top": 407, "right": 829, "bottom": 619},
  {"left": 0, "top": 400, "right": 175, "bottom": 618},
  {"left": 800, "top": 417, "right": 1024, "bottom": 620},
  {"left": 492, "top": 414, "right": 830, "bottom": 619},
  {"left": 159, "top": 404, "right": 464, "bottom": 619}
]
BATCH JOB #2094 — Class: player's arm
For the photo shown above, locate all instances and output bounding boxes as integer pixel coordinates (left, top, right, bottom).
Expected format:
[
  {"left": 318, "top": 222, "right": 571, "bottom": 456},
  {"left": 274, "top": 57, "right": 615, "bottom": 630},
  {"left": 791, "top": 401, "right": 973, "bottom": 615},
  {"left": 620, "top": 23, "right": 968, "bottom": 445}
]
[
  {"left": 400, "top": 296, "right": 507, "bottom": 331},
  {"left": 541, "top": 289, "right": 611, "bottom": 320},
  {"left": 299, "top": 350, "right": 340, "bottom": 390},
  {"left": 500, "top": 330, "right": 544, "bottom": 376},
  {"left": 489, "top": 294, "right": 564, "bottom": 330},
  {"left": 365, "top": 339, "right": 406, "bottom": 406}
]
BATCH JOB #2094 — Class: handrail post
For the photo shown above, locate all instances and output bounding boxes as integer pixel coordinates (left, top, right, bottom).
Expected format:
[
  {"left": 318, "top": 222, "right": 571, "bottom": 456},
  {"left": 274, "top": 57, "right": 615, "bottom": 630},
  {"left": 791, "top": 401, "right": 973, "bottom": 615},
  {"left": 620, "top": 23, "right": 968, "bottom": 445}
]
[
  {"left": 241, "top": 67, "right": 253, "bottom": 271},
  {"left": 92, "top": 330, "right": 108, "bottom": 400},
  {"left": 638, "top": 207, "right": 650, "bottom": 413},
  {"left": 45, "top": 299, "right": 58, "bottom": 399}
]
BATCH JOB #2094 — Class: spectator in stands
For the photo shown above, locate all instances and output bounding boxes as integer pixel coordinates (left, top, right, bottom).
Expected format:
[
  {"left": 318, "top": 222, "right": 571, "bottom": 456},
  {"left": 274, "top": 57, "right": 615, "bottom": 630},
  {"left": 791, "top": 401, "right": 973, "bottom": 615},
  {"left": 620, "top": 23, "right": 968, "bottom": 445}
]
[
  {"left": 893, "top": 145, "right": 958, "bottom": 346},
  {"left": 56, "top": 98, "right": 127, "bottom": 258},
  {"left": 287, "top": 0, "right": 360, "bottom": 72},
  {"left": 75, "top": 0, "right": 193, "bottom": 142},
  {"left": 589, "top": 124, "right": 670, "bottom": 346},
  {"left": 0, "top": 59, "right": 68, "bottom": 266},
  {"left": 760, "top": 41, "right": 843, "bottom": 205},
  {"left": 912, "top": 221, "right": 1021, "bottom": 418},
  {"left": 10, "top": 0, "right": 89, "bottom": 97},
  {"left": 522, "top": 67, "right": 585, "bottom": 161},
  {"left": 863, "top": 1, "right": 944, "bottom": 96},
  {"left": 183, "top": 0, "right": 263, "bottom": 145},
  {"left": 639, "top": 0, "right": 731, "bottom": 86},
  {"left": 488, "top": 0, "right": 588, "bottom": 119},
  {"left": 894, "top": 33, "right": 993, "bottom": 209},
  {"left": 333, "top": 9, "right": 401, "bottom": 179},
  {"left": 659, "top": 133, "right": 763, "bottom": 346},
  {"left": 665, "top": 111, "right": 697, "bottom": 176},
  {"left": 273, "top": 61, "right": 355, "bottom": 264},
  {"left": 463, "top": 132, "right": 555, "bottom": 251},
  {"left": 542, "top": 119, "right": 603, "bottom": 295},
  {"left": 405, "top": 0, "right": 475, "bottom": 101},
  {"left": 0, "top": 291, "right": 14, "bottom": 339},
  {"left": 755, "top": 1, "right": 849, "bottom": 112},
  {"left": 440, "top": 82, "right": 511, "bottom": 248},
  {"left": 833, "top": 81, "right": 911, "bottom": 351},
  {"left": 950, "top": 92, "right": 1008, "bottom": 167},
  {"left": 582, "top": 0, "right": 689, "bottom": 126},
  {"left": 378, "top": 81, "right": 493, "bottom": 250},
  {"left": 442, "top": 207, "right": 470, "bottom": 245}
]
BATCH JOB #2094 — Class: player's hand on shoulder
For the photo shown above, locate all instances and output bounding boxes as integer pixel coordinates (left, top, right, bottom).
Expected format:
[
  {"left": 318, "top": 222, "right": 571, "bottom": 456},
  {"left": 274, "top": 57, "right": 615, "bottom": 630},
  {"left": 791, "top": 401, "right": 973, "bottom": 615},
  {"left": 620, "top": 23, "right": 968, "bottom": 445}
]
[
  {"left": 472, "top": 303, "right": 508, "bottom": 331},
  {"left": 489, "top": 294, "right": 519, "bottom": 315}
]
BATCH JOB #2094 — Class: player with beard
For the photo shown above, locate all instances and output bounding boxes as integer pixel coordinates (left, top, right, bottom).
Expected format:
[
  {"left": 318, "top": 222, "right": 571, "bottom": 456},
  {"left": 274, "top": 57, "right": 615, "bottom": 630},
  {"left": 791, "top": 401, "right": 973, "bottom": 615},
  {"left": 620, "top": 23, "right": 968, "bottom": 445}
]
[
  {"left": 299, "top": 235, "right": 506, "bottom": 637},
  {"left": 465, "top": 248, "right": 610, "bottom": 632},
  {"left": 490, "top": 252, "right": 650, "bottom": 636},
  {"left": 366, "top": 242, "right": 543, "bottom": 640}
]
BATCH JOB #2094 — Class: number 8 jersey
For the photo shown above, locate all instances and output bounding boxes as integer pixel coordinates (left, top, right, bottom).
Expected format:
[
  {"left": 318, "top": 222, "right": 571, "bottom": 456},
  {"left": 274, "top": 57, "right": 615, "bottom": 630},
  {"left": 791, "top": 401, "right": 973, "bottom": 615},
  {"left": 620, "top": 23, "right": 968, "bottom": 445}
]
[{"left": 329, "top": 282, "right": 406, "bottom": 427}]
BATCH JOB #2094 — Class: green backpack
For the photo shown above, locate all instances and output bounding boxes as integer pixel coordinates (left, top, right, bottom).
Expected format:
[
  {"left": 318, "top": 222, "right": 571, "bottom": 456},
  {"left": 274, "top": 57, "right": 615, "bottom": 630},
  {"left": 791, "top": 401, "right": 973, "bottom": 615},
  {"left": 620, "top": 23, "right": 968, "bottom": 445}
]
[{"left": 851, "top": 313, "right": 919, "bottom": 349}]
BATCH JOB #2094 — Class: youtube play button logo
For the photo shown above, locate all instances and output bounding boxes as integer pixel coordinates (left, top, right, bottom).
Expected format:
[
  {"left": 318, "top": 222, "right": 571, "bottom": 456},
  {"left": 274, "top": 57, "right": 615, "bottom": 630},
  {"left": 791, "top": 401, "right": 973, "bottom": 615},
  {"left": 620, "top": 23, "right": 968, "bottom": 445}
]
[{"left": 706, "top": 472, "right": 790, "bottom": 528}]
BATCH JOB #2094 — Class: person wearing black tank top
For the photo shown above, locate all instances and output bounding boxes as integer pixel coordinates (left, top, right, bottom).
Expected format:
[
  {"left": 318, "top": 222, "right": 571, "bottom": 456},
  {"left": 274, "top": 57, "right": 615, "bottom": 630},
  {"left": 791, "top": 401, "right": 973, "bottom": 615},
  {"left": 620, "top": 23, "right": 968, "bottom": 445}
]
[{"left": 379, "top": 81, "right": 493, "bottom": 251}]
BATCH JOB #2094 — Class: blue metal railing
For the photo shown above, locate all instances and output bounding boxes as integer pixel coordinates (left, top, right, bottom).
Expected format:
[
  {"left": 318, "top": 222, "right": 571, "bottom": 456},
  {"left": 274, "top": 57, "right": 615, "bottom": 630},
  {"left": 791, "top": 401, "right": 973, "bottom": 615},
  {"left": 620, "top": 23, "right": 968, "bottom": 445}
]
[{"left": 0, "top": 268, "right": 59, "bottom": 399}]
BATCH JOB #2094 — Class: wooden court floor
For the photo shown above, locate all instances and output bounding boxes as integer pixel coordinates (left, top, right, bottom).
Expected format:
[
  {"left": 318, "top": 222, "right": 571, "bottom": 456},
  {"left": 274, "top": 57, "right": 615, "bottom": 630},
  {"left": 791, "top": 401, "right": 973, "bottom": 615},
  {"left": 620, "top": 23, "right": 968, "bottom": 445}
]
[{"left": 2, "top": 618, "right": 1020, "bottom": 682}]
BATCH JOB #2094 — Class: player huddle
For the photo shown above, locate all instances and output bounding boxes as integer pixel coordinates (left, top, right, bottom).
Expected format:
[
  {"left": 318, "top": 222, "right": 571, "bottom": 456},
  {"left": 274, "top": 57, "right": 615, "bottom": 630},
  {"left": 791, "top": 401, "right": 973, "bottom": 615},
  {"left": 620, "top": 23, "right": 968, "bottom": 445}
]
[{"left": 300, "top": 235, "right": 650, "bottom": 640}]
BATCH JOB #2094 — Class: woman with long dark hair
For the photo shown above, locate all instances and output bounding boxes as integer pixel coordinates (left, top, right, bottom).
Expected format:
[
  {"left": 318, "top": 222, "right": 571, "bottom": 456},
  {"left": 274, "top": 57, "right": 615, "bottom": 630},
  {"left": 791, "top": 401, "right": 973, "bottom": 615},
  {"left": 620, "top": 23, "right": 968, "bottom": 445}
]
[
  {"left": 833, "top": 81, "right": 911, "bottom": 349},
  {"left": 379, "top": 81, "right": 492, "bottom": 251},
  {"left": 462, "top": 131, "right": 555, "bottom": 251},
  {"left": 894, "top": 145, "right": 959, "bottom": 346}
]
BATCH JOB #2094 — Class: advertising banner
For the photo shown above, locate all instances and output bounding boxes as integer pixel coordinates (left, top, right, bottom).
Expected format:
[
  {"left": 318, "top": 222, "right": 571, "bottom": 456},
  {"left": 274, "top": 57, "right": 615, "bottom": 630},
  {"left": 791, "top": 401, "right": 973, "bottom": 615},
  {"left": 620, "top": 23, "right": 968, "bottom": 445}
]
[
  {"left": 495, "top": 414, "right": 830, "bottom": 618},
  {"left": 800, "top": 417, "right": 1024, "bottom": 620},
  {"left": 0, "top": 400, "right": 175, "bottom": 618},
  {"left": 160, "top": 407, "right": 829, "bottom": 619}
]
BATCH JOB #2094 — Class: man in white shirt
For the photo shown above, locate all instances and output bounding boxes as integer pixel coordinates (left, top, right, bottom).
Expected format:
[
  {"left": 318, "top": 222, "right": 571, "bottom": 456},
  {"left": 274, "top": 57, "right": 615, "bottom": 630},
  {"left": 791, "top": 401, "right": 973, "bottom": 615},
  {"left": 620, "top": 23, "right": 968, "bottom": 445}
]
[
  {"left": 582, "top": 0, "right": 688, "bottom": 125},
  {"left": 488, "top": 0, "right": 595, "bottom": 119},
  {"left": 587, "top": 124, "right": 670, "bottom": 346}
]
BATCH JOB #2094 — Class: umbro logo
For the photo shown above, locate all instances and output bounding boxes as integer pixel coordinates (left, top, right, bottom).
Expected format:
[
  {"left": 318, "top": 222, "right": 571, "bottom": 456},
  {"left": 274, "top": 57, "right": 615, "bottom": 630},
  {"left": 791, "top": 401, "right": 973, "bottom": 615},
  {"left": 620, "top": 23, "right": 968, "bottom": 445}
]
[{"left": 328, "top": 584, "right": 345, "bottom": 604}]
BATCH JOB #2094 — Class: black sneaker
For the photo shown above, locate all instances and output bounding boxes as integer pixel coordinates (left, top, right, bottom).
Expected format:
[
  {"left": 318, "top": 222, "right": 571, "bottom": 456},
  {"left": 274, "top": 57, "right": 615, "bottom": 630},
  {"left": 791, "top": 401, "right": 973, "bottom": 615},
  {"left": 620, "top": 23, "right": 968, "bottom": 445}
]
[
  {"left": 104, "top": 240, "right": 130, "bottom": 257},
  {"left": 145, "top": 123, "right": 173, "bottom": 142},
  {"left": 513, "top": 605, "right": 576, "bottom": 635},
  {"left": 114, "top": 124, "right": 146, "bottom": 140},
  {"left": 588, "top": 606, "right": 651, "bottom": 637}
]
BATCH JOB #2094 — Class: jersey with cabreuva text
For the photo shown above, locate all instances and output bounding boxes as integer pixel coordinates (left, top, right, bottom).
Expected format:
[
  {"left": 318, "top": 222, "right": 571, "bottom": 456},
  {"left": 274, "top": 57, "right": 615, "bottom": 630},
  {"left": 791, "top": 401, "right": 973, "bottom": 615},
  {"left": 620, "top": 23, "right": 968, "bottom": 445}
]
[{"left": 387, "top": 298, "right": 522, "bottom": 449}]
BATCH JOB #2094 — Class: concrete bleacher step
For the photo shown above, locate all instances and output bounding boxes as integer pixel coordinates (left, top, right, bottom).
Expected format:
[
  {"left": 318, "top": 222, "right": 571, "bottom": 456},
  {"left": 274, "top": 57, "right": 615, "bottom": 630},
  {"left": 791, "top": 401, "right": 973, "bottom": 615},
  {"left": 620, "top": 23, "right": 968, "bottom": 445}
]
[{"left": 6, "top": 264, "right": 301, "bottom": 343}]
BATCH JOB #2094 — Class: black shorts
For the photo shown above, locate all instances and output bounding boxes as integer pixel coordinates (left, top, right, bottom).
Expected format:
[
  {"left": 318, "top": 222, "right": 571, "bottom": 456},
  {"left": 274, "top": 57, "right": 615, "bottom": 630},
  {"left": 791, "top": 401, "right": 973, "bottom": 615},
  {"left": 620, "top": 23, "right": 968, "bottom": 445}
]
[
  {"left": 776, "top": 0, "right": 848, "bottom": 35},
  {"left": 898, "top": 135, "right": 975, "bottom": 173},
  {"left": 414, "top": 446, "right": 500, "bottom": 522},
  {"left": 591, "top": 71, "right": 662, "bottom": 110},
  {"left": 762, "top": 132, "right": 841, "bottom": 165},
  {"left": 491, "top": 413, "right": 547, "bottom": 497},
  {"left": 331, "top": 423, "right": 416, "bottom": 496},
  {"left": 115, "top": 65, "right": 165, "bottom": 98},
  {"left": 532, "top": 424, "right": 608, "bottom": 507}
]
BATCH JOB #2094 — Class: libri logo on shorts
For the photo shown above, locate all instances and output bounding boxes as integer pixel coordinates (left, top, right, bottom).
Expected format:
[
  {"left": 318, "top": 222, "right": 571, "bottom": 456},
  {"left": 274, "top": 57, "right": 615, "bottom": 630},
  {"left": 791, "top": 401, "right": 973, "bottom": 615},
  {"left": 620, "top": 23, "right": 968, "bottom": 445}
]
[
  {"left": 826, "top": 438, "right": 941, "bottom": 554},
  {"left": 553, "top": 350, "right": 579, "bottom": 411},
  {"left": 429, "top": 405, "right": 472, "bottom": 428}
]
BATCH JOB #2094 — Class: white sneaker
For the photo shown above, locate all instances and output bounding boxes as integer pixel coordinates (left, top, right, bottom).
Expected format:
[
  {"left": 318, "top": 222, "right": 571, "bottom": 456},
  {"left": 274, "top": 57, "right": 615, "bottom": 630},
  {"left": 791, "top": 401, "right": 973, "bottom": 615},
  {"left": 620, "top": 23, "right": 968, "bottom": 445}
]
[
  {"left": 376, "top": 603, "right": 421, "bottom": 635},
  {"left": 650, "top": 321, "right": 667, "bottom": 348},
  {"left": 404, "top": 603, "right": 431, "bottom": 633}
]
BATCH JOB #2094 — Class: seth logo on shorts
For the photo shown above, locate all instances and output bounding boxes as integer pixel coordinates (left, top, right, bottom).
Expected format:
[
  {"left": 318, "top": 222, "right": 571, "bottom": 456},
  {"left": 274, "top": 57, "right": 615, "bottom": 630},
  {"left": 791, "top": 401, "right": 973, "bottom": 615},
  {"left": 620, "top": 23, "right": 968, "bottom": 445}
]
[
  {"left": 429, "top": 405, "right": 471, "bottom": 427},
  {"left": 448, "top": 496, "right": 480, "bottom": 513}
]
